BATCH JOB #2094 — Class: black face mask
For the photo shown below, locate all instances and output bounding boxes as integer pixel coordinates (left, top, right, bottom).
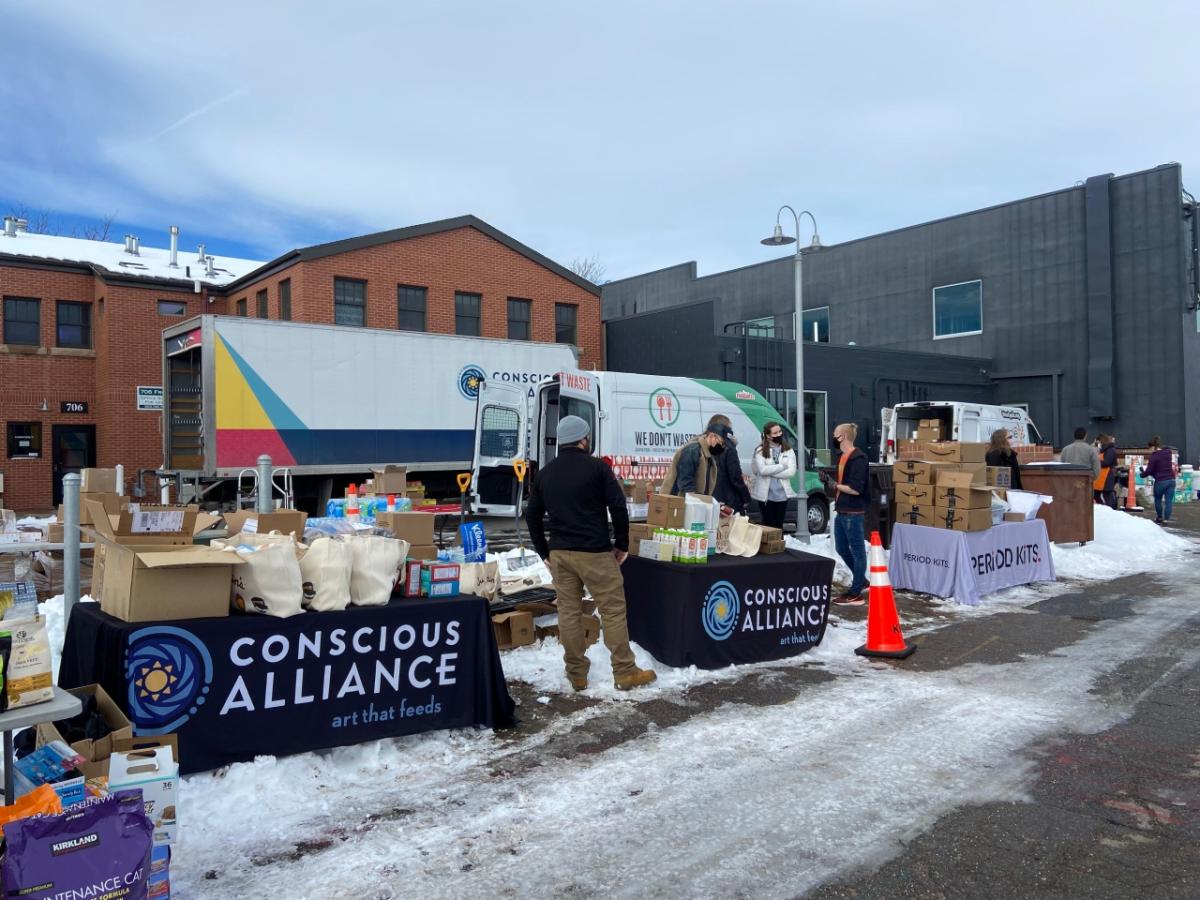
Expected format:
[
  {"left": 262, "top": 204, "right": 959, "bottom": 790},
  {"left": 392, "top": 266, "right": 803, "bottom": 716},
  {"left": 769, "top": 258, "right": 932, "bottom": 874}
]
[
  {"left": 710, "top": 443, "right": 725, "bottom": 455},
  {"left": 770, "top": 435, "right": 783, "bottom": 444}
]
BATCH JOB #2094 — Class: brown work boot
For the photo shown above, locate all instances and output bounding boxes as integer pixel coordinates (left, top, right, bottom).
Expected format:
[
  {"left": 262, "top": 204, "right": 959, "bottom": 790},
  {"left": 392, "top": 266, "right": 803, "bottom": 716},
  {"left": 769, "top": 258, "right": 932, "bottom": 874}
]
[
  {"left": 568, "top": 676, "right": 587, "bottom": 692},
  {"left": 614, "top": 668, "right": 657, "bottom": 691}
]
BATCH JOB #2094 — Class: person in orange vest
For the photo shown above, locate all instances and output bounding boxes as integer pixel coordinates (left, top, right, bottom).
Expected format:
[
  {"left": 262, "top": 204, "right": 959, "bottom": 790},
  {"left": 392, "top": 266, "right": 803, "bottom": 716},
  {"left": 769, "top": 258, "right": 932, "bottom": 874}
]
[{"left": 1093, "top": 434, "right": 1118, "bottom": 508}]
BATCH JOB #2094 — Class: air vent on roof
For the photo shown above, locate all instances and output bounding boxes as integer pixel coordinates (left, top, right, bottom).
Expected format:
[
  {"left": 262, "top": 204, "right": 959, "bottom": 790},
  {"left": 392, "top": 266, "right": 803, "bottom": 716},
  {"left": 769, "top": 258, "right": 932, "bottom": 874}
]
[
  {"left": 204, "top": 255, "right": 215, "bottom": 277},
  {"left": 197, "top": 243, "right": 206, "bottom": 262},
  {"left": 168, "top": 225, "right": 179, "bottom": 268},
  {"left": 2, "top": 217, "right": 14, "bottom": 237},
  {"left": 118, "top": 260, "right": 148, "bottom": 269},
  {"left": 14, "top": 218, "right": 27, "bottom": 233}
]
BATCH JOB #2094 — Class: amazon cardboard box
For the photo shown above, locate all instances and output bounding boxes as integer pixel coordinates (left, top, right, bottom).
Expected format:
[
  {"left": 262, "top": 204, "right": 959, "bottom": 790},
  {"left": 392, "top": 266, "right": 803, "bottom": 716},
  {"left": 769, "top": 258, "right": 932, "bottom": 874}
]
[
  {"left": 923, "top": 441, "right": 988, "bottom": 464},
  {"left": 895, "top": 505, "right": 939, "bottom": 527},
  {"left": 985, "top": 466, "right": 1013, "bottom": 488},
  {"left": 894, "top": 481, "right": 937, "bottom": 507},
  {"left": 492, "top": 611, "right": 535, "bottom": 650},
  {"left": 931, "top": 505, "right": 992, "bottom": 532},
  {"left": 934, "top": 471, "right": 993, "bottom": 510},
  {"left": 80, "top": 468, "right": 119, "bottom": 494},
  {"left": 915, "top": 419, "right": 946, "bottom": 442},
  {"left": 371, "top": 465, "right": 408, "bottom": 496},
  {"left": 35, "top": 684, "right": 134, "bottom": 778},
  {"left": 377, "top": 511, "right": 435, "bottom": 546},
  {"left": 222, "top": 509, "right": 307, "bottom": 539},
  {"left": 648, "top": 494, "right": 685, "bottom": 528},
  {"left": 935, "top": 461, "right": 987, "bottom": 482},
  {"left": 892, "top": 460, "right": 946, "bottom": 485}
]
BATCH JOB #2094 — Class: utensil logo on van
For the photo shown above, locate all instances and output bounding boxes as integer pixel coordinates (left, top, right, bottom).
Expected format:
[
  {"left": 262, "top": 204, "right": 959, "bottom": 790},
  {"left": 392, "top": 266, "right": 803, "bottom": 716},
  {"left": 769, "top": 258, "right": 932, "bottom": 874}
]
[
  {"left": 457, "top": 365, "right": 488, "bottom": 400},
  {"left": 124, "top": 625, "right": 214, "bottom": 732},
  {"left": 648, "top": 388, "right": 680, "bottom": 427}
]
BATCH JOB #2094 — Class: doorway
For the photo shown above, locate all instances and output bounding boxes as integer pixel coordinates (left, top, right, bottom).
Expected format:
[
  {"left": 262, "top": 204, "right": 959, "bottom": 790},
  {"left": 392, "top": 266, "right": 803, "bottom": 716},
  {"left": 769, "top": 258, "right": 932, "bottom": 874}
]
[{"left": 52, "top": 425, "right": 96, "bottom": 506}]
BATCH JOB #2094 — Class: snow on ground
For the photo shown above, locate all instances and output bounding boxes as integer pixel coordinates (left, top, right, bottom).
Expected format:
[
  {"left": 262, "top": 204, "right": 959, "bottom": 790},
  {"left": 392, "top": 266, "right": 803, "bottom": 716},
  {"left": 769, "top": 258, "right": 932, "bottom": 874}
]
[
  {"left": 1050, "top": 504, "right": 1191, "bottom": 580},
  {"left": 36, "top": 594, "right": 93, "bottom": 682},
  {"left": 16, "top": 514, "right": 55, "bottom": 528},
  {"left": 170, "top": 570, "right": 1200, "bottom": 899}
]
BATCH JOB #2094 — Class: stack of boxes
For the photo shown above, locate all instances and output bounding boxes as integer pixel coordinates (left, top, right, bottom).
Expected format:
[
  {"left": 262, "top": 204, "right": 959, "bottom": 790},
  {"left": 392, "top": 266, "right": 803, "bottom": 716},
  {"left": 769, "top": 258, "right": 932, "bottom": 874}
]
[
  {"left": 630, "top": 493, "right": 685, "bottom": 560},
  {"left": 892, "top": 441, "right": 1010, "bottom": 532}
]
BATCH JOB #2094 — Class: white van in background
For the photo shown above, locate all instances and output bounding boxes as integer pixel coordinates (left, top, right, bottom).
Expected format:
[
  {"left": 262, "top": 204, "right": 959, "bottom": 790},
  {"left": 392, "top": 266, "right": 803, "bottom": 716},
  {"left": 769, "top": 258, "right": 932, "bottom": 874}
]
[{"left": 879, "top": 401, "right": 1045, "bottom": 463}]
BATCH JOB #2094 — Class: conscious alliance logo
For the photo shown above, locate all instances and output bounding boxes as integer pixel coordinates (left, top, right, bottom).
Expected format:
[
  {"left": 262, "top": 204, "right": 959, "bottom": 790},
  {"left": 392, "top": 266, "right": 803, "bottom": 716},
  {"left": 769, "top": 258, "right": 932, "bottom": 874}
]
[
  {"left": 125, "top": 625, "right": 214, "bottom": 733},
  {"left": 702, "top": 580, "right": 740, "bottom": 641}
]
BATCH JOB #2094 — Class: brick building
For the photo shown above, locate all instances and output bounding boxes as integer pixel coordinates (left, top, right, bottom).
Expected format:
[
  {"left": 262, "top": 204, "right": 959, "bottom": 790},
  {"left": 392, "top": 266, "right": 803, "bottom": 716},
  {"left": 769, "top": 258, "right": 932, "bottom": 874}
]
[{"left": 0, "top": 215, "right": 599, "bottom": 511}]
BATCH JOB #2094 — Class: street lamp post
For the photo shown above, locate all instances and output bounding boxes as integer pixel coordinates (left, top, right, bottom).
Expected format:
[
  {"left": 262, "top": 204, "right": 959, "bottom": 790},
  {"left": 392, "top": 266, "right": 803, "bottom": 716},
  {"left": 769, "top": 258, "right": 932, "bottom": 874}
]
[{"left": 761, "top": 206, "right": 821, "bottom": 542}]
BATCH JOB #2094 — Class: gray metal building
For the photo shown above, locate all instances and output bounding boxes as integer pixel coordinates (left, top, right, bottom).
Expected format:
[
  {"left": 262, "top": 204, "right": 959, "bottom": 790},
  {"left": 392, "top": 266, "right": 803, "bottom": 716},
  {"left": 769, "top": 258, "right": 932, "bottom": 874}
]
[{"left": 602, "top": 163, "right": 1200, "bottom": 462}]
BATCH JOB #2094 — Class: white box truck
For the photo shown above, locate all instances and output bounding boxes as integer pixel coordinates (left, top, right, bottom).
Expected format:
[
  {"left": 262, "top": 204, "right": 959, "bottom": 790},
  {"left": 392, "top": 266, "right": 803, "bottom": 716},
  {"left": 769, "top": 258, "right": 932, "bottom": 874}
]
[
  {"left": 878, "top": 400, "right": 1045, "bottom": 463},
  {"left": 472, "top": 371, "right": 831, "bottom": 533},
  {"left": 160, "top": 316, "right": 578, "bottom": 503}
]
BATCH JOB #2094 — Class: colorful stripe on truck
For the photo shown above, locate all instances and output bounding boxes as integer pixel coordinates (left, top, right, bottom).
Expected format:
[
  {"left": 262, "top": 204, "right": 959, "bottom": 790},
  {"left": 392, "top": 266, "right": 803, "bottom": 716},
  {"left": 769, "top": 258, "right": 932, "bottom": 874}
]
[{"left": 214, "top": 334, "right": 471, "bottom": 468}]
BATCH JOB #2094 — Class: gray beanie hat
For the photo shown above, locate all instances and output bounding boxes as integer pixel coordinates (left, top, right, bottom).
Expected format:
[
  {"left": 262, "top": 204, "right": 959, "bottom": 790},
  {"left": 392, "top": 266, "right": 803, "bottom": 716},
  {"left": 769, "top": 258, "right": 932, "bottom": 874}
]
[{"left": 557, "top": 414, "right": 591, "bottom": 445}]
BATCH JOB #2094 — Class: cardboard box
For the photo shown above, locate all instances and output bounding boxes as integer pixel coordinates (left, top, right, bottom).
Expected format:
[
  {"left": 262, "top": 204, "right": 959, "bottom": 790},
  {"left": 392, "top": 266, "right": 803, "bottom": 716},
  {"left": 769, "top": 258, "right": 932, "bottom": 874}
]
[
  {"left": 534, "top": 615, "right": 601, "bottom": 648},
  {"left": 922, "top": 442, "right": 988, "bottom": 464},
  {"left": 985, "top": 466, "right": 1013, "bottom": 488},
  {"left": 760, "top": 538, "right": 786, "bottom": 555},
  {"left": 371, "top": 465, "right": 408, "bottom": 495},
  {"left": 406, "top": 544, "right": 439, "bottom": 561},
  {"left": 222, "top": 508, "right": 308, "bottom": 538},
  {"left": 60, "top": 492, "right": 125, "bottom": 526},
  {"left": 935, "top": 461, "right": 987, "bottom": 482},
  {"left": 628, "top": 523, "right": 657, "bottom": 547},
  {"left": 892, "top": 460, "right": 946, "bottom": 485},
  {"left": 425, "top": 580, "right": 460, "bottom": 598},
  {"left": 109, "top": 735, "right": 179, "bottom": 844},
  {"left": 375, "top": 511, "right": 435, "bottom": 545},
  {"left": 57, "top": 684, "right": 134, "bottom": 766},
  {"left": 46, "top": 523, "right": 64, "bottom": 543},
  {"left": 402, "top": 560, "right": 423, "bottom": 597},
  {"left": 80, "top": 468, "right": 119, "bottom": 494},
  {"left": 638, "top": 539, "right": 674, "bottom": 561},
  {"left": 894, "top": 482, "right": 937, "bottom": 507},
  {"left": 934, "top": 471, "right": 993, "bottom": 510},
  {"left": 895, "top": 505, "right": 939, "bottom": 527},
  {"left": 647, "top": 494, "right": 685, "bottom": 528},
  {"left": 1002, "top": 512, "right": 1026, "bottom": 523},
  {"left": 897, "top": 440, "right": 935, "bottom": 460},
  {"left": 931, "top": 505, "right": 992, "bottom": 532},
  {"left": 492, "top": 611, "right": 535, "bottom": 650},
  {"left": 423, "top": 561, "right": 460, "bottom": 582}
]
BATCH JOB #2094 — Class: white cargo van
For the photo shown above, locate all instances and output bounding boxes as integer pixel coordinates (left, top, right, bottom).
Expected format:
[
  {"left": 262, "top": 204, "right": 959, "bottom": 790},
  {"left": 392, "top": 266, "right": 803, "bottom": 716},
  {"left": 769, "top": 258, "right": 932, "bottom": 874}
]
[
  {"left": 879, "top": 401, "right": 1044, "bottom": 463},
  {"left": 472, "top": 370, "right": 832, "bottom": 532}
]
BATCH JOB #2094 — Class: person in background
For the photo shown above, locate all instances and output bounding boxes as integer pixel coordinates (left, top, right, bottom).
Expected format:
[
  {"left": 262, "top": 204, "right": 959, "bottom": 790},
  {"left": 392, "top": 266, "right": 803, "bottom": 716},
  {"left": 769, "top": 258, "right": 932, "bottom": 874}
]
[
  {"left": 1060, "top": 427, "right": 1101, "bottom": 481},
  {"left": 664, "top": 423, "right": 726, "bottom": 496},
  {"left": 1094, "top": 434, "right": 1118, "bottom": 508},
  {"left": 708, "top": 414, "right": 752, "bottom": 515},
  {"left": 526, "top": 415, "right": 656, "bottom": 692},
  {"left": 831, "top": 423, "right": 871, "bottom": 606},
  {"left": 1140, "top": 436, "right": 1177, "bottom": 525},
  {"left": 985, "top": 428, "right": 1023, "bottom": 491},
  {"left": 751, "top": 420, "right": 796, "bottom": 529}
]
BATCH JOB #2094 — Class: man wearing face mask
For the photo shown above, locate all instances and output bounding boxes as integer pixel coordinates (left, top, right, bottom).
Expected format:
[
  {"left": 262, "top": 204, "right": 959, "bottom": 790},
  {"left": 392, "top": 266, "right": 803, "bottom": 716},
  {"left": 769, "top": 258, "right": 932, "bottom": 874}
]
[
  {"left": 830, "top": 422, "right": 871, "bottom": 606},
  {"left": 664, "top": 423, "right": 727, "bottom": 496}
]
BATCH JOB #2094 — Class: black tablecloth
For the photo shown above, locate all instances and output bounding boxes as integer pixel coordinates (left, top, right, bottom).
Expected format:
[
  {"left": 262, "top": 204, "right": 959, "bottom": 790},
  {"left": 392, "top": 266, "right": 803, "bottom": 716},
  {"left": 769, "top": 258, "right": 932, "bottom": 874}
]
[
  {"left": 59, "top": 595, "right": 515, "bottom": 774},
  {"left": 625, "top": 550, "right": 835, "bottom": 670}
]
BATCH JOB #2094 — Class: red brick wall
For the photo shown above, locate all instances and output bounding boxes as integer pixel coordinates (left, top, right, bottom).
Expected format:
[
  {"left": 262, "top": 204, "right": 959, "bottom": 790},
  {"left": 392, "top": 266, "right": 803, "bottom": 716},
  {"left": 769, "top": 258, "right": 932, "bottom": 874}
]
[
  {"left": 0, "top": 224, "right": 600, "bottom": 511},
  {"left": 232, "top": 227, "right": 602, "bottom": 368}
]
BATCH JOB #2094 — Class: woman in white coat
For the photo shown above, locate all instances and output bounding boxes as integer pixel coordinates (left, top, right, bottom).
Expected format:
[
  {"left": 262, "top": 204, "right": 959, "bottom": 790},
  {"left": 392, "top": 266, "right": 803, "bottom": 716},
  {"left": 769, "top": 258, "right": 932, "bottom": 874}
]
[{"left": 751, "top": 421, "right": 797, "bottom": 529}]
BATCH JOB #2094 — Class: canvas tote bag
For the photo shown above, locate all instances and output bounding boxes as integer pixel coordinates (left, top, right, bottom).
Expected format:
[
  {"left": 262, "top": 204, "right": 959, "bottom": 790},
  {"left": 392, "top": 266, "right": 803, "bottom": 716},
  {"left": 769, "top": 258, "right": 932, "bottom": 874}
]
[
  {"left": 298, "top": 535, "right": 353, "bottom": 612},
  {"left": 214, "top": 532, "right": 304, "bottom": 618},
  {"left": 349, "top": 535, "right": 408, "bottom": 607}
]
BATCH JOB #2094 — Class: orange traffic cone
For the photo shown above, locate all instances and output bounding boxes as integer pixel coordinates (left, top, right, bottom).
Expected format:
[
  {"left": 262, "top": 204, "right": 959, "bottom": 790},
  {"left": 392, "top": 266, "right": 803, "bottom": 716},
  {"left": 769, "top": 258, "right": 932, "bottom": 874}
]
[
  {"left": 1124, "top": 463, "right": 1143, "bottom": 512},
  {"left": 854, "top": 531, "right": 916, "bottom": 659}
]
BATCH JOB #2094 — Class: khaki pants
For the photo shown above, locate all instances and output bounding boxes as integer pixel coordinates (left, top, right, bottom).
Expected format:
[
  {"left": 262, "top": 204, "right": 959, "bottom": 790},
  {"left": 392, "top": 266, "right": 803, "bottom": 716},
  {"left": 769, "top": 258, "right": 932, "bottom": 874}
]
[{"left": 549, "top": 550, "right": 637, "bottom": 681}]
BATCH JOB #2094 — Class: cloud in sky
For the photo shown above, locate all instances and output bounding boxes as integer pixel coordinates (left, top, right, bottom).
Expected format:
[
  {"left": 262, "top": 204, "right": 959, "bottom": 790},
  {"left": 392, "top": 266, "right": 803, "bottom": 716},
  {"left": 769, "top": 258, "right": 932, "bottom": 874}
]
[{"left": 2, "top": 1, "right": 1198, "bottom": 276}]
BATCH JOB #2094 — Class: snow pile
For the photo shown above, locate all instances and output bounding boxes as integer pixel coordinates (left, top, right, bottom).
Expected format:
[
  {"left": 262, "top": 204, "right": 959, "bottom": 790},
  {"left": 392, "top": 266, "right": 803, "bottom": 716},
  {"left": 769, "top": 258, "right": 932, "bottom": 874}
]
[
  {"left": 16, "top": 514, "right": 55, "bottom": 528},
  {"left": 36, "top": 594, "right": 94, "bottom": 681},
  {"left": 1050, "top": 505, "right": 1192, "bottom": 580}
]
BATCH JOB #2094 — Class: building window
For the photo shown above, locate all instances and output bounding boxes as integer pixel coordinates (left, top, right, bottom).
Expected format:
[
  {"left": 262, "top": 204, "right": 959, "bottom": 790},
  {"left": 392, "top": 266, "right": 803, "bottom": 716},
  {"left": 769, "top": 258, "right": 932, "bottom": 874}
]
[
  {"left": 455, "top": 292, "right": 481, "bottom": 336},
  {"left": 933, "top": 279, "right": 983, "bottom": 339},
  {"left": 236, "top": 298, "right": 248, "bottom": 317},
  {"left": 3, "top": 296, "right": 40, "bottom": 346},
  {"left": 256, "top": 289, "right": 268, "bottom": 319},
  {"left": 157, "top": 300, "right": 187, "bottom": 316},
  {"left": 746, "top": 316, "right": 775, "bottom": 338},
  {"left": 56, "top": 301, "right": 91, "bottom": 348},
  {"left": 507, "top": 298, "right": 532, "bottom": 340},
  {"left": 7, "top": 422, "right": 41, "bottom": 459},
  {"left": 801, "top": 307, "right": 829, "bottom": 343},
  {"left": 555, "top": 302, "right": 577, "bottom": 345},
  {"left": 279, "top": 279, "right": 292, "bottom": 321},
  {"left": 334, "top": 277, "right": 366, "bottom": 326},
  {"left": 397, "top": 285, "right": 426, "bottom": 332}
]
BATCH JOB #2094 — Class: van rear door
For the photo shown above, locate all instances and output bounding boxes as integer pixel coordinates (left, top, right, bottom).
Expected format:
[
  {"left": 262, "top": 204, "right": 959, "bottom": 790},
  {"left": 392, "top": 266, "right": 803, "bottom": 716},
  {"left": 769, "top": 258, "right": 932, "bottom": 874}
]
[{"left": 471, "top": 380, "right": 528, "bottom": 517}]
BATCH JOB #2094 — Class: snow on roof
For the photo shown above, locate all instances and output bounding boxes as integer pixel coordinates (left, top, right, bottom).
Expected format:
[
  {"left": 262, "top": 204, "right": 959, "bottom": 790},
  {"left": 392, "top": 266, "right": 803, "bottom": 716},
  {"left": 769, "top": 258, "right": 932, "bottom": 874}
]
[{"left": 0, "top": 228, "right": 264, "bottom": 286}]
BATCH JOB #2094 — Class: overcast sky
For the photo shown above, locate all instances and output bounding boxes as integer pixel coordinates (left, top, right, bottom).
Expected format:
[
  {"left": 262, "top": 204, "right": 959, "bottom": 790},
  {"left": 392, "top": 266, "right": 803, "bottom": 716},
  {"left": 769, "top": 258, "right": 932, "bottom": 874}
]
[{"left": 3, "top": 2, "right": 1197, "bottom": 279}]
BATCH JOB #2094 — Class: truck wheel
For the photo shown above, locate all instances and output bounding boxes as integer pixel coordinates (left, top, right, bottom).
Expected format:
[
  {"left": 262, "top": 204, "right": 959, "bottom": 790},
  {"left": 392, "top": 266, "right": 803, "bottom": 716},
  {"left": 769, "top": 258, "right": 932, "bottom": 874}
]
[{"left": 807, "top": 496, "right": 829, "bottom": 534}]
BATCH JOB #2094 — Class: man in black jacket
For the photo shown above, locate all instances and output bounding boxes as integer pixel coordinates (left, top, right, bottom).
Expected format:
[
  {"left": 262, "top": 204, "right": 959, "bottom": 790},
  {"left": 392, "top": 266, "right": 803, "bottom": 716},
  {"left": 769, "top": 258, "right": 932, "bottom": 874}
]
[
  {"left": 526, "top": 415, "right": 656, "bottom": 692},
  {"left": 831, "top": 422, "right": 871, "bottom": 606}
]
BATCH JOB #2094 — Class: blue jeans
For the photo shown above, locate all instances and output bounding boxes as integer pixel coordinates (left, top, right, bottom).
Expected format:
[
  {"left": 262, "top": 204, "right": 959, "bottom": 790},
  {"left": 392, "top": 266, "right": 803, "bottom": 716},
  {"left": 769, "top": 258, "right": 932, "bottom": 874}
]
[
  {"left": 1153, "top": 479, "right": 1176, "bottom": 521},
  {"left": 834, "top": 513, "right": 868, "bottom": 594}
]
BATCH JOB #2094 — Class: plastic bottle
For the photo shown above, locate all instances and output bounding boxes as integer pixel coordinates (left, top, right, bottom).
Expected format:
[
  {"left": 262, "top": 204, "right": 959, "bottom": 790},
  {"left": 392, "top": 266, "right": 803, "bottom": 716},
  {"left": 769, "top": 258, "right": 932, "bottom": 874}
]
[
  {"left": 346, "top": 484, "right": 360, "bottom": 523},
  {"left": 387, "top": 494, "right": 396, "bottom": 513}
]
